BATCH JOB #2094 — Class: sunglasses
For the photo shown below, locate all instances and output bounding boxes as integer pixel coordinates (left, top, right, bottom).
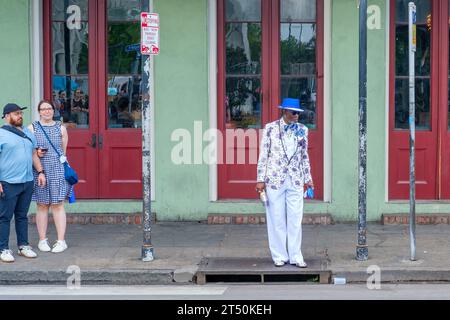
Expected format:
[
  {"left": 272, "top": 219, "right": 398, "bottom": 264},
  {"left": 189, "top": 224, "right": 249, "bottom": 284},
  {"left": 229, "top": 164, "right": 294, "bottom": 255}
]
[{"left": 287, "top": 110, "right": 300, "bottom": 116}]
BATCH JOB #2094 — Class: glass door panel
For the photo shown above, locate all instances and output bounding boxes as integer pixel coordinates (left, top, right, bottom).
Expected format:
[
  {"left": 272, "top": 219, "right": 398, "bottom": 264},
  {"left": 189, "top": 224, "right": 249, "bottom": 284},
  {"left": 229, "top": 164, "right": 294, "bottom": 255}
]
[
  {"left": 225, "top": 0, "right": 262, "bottom": 129},
  {"left": 51, "top": 0, "right": 90, "bottom": 128},
  {"left": 107, "top": 0, "right": 142, "bottom": 129},
  {"left": 280, "top": 0, "right": 317, "bottom": 129}
]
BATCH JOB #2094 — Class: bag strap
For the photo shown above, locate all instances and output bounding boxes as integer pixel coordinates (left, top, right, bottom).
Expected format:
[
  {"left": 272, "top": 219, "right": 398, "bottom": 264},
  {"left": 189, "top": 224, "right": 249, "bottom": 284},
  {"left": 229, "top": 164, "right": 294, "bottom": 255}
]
[
  {"left": 36, "top": 121, "right": 62, "bottom": 158},
  {"left": 0, "top": 125, "right": 33, "bottom": 144}
]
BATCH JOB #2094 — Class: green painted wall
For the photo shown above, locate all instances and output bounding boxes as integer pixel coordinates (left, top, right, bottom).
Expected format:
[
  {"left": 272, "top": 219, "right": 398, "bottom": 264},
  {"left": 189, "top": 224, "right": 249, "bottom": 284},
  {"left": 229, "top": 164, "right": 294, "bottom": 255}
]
[
  {"left": 330, "top": 0, "right": 388, "bottom": 221},
  {"left": 152, "top": 0, "right": 210, "bottom": 220},
  {"left": 0, "top": 0, "right": 32, "bottom": 124},
  {"left": 331, "top": 0, "right": 360, "bottom": 221},
  {"left": 4, "top": 0, "right": 450, "bottom": 221}
]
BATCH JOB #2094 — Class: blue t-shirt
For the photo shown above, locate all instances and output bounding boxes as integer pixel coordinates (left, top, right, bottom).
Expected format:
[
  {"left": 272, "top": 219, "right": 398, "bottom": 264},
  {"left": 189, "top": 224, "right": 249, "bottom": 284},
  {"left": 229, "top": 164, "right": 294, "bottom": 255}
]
[{"left": 0, "top": 126, "right": 37, "bottom": 183}]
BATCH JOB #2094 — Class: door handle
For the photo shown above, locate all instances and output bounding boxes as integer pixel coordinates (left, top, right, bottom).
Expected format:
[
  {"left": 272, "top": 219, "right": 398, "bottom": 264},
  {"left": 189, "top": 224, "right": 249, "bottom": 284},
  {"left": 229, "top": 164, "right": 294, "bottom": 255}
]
[
  {"left": 98, "top": 134, "right": 103, "bottom": 149},
  {"left": 89, "top": 133, "right": 97, "bottom": 148}
]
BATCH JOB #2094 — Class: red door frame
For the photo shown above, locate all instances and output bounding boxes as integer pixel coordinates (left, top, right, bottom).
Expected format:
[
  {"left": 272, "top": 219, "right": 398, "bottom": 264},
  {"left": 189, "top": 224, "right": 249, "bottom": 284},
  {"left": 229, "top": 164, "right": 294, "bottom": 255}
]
[
  {"left": 438, "top": 0, "right": 450, "bottom": 199},
  {"left": 43, "top": 0, "right": 142, "bottom": 199},
  {"left": 389, "top": 0, "right": 449, "bottom": 200},
  {"left": 43, "top": 0, "right": 99, "bottom": 198},
  {"left": 269, "top": 0, "right": 324, "bottom": 200},
  {"left": 217, "top": 0, "right": 272, "bottom": 199},
  {"left": 217, "top": 0, "right": 324, "bottom": 199},
  {"left": 97, "top": 0, "right": 143, "bottom": 198}
]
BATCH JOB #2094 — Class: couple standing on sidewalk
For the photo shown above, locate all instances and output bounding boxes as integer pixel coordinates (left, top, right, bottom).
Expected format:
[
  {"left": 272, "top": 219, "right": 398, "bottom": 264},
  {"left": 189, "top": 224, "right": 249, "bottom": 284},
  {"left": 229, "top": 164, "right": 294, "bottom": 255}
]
[{"left": 0, "top": 101, "right": 71, "bottom": 263}]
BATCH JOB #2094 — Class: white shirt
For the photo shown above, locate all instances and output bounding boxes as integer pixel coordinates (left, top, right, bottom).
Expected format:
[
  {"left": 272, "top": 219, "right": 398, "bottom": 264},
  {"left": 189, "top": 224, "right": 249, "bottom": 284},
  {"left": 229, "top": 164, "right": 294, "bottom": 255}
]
[{"left": 280, "top": 118, "right": 297, "bottom": 160}]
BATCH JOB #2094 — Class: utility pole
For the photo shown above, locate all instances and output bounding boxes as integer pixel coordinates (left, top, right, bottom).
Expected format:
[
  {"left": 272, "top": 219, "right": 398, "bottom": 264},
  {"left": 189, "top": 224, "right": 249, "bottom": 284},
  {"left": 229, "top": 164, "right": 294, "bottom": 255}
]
[
  {"left": 141, "top": 0, "right": 154, "bottom": 262},
  {"left": 408, "top": 2, "right": 417, "bottom": 261},
  {"left": 356, "top": 0, "right": 368, "bottom": 261}
]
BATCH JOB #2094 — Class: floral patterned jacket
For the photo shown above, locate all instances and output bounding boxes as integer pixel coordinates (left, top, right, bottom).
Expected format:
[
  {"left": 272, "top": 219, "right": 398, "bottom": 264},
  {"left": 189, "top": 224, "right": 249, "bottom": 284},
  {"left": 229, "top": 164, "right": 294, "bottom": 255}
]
[{"left": 256, "top": 118, "right": 313, "bottom": 190}]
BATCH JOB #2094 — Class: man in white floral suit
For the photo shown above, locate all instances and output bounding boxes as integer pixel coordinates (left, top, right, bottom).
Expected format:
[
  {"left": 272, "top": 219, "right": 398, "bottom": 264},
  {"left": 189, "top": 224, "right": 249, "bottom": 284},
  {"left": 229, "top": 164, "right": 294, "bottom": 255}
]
[{"left": 256, "top": 98, "right": 313, "bottom": 268}]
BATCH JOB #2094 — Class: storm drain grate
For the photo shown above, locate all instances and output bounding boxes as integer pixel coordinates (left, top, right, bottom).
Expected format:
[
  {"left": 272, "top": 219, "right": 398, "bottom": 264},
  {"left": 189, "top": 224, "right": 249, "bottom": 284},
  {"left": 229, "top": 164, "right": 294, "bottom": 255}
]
[{"left": 196, "top": 257, "right": 331, "bottom": 284}]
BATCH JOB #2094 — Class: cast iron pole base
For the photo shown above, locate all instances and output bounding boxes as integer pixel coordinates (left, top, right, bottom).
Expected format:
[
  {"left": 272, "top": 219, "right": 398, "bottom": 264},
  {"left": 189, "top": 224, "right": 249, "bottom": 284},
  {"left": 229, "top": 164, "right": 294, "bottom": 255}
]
[
  {"left": 356, "top": 245, "right": 368, "bottom": 261},
  {"left": 142, "top": 245, "right": 154, "bottom": 262}
]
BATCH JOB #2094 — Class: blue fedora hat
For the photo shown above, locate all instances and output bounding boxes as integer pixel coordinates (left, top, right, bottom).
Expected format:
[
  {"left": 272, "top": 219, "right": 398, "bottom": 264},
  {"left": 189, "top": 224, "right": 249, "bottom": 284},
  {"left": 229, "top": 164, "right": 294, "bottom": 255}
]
[{"left": 278, "top": 98, "right": 304, "bottom": 112}]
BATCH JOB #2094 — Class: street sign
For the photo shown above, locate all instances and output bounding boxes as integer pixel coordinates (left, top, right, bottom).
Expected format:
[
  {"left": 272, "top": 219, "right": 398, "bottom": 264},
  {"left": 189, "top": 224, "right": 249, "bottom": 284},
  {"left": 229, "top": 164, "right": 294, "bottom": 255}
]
[
  {"left": 141, "top": 12, "right": 159, "bottom": 55},
  {"left": 125, "top": 43, "right": 140, "bottom": 52}
]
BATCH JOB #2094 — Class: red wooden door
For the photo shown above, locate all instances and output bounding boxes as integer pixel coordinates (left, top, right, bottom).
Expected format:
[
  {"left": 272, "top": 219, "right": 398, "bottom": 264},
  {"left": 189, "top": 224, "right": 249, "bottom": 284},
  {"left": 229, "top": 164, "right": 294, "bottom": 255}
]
[
  {"left": 389, "top": 0, "right": 450, "bottom": 200},
  {"left": 218, "top": 0, "right": 324, "bottom": 199},
  {"left": 438, "top": 0, "right": 450, "bottom": 198},
  {"left": 43, "top": 0, "right": 142, "bottom": 199}
]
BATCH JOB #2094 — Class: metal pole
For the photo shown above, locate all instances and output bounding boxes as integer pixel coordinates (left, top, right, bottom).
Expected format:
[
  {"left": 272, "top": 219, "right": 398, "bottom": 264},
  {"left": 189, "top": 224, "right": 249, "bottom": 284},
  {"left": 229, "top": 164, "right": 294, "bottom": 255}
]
[
  {"left": 141, "top": 0, "right": 154, "bottom": 262},
  {"left": 356, "top": 0, "right": 368, "bottom": 261},
  {"left": 408, "top": 2, "right": 417, "bottom": 261}
]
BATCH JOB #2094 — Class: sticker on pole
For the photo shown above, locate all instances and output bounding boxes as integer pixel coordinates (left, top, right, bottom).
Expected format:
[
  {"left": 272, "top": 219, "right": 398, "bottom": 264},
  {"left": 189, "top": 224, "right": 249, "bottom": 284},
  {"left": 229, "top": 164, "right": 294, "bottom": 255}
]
[
  {"left": 409, "top": 3, "right": 416, "bottom": 52},
  {"left": 141, "top": 12, "right": 159, "bottom": 55},
  {"left": 412, "top": 11, "right": 416, "bottom": 51}
]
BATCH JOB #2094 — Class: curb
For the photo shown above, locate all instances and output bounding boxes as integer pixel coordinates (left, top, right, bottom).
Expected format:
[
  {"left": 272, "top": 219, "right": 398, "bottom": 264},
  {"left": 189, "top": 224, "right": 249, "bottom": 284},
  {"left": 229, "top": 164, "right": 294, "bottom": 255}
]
[
  {"left": 0, "top": 269, "right": 175, "bottom": 285},
  {"left": 332, "top": 270, "right": 450, "bottom": 283}
]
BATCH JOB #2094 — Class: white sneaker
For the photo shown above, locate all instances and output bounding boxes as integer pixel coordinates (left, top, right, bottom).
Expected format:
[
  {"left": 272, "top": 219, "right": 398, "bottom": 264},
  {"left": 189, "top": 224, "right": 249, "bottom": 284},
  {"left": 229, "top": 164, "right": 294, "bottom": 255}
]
[
  {"left": 0, "top": 249, "right": 15, "bottom": 263},
  {"left": 18, "top": 245, "right": 37, "bottom": 258},
  {"left": 38, "top": 239, "right": 51, "bottom": 252},
  {"left": 51, "top": 240, "right": 68, "bottom": 253}
]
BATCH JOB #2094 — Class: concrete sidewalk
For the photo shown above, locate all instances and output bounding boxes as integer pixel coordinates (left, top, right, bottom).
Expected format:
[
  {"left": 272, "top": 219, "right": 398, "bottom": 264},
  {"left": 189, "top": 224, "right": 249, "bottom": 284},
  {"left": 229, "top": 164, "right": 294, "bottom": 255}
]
[{"left": 1, "top": 222, "right": 450, "bottom": 284}]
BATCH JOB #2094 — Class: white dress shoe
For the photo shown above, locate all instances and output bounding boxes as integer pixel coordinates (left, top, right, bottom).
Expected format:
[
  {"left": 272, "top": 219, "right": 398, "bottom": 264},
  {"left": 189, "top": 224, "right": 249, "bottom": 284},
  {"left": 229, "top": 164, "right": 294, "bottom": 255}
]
[
  {"left": 274, "top": 261, "right": 286, "bottom": 267},
  {"left": 295, "top": 260, "right": 307, "bottom": 268}
]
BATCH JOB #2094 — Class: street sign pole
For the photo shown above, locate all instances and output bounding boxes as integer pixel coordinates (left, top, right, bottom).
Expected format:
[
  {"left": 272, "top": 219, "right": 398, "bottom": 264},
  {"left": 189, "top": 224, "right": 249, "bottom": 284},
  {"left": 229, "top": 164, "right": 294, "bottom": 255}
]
[
  {"left": 141, "top": 1, "right": 154, "bottom": 262},
  {"left": 408, "top": 2, "right": 417, "bottom": 261},
  {"left": 356, "top": 0, "right": 368, "bottom": 261}
]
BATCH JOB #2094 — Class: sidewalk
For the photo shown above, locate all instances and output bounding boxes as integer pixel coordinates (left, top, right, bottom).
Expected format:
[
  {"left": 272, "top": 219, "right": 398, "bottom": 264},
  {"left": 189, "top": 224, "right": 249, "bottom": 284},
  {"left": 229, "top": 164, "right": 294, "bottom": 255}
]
[{"left": 1, "top": 222, "right": 450, "bottom": 284}]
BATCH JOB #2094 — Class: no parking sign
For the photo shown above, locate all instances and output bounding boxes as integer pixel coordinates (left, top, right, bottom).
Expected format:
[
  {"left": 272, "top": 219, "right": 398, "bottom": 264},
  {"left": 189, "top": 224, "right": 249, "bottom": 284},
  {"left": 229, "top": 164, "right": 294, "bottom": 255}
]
[{"left": 141, "top": 12, "right": 159, "bottom": 55}]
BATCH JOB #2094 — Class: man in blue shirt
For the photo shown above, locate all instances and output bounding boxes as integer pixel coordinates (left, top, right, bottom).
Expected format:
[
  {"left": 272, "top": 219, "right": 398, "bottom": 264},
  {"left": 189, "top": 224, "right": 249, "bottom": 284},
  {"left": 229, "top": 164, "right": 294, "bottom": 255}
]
[{"left": 0, "top": 103, "right": 46, "bottom": 263}]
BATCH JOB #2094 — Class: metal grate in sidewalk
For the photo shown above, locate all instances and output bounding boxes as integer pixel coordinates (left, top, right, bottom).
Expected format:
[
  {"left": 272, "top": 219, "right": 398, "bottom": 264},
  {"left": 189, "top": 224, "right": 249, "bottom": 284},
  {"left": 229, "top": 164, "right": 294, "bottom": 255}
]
[{"left": 196, "top": 257, "right": 331, "bottom": 284}]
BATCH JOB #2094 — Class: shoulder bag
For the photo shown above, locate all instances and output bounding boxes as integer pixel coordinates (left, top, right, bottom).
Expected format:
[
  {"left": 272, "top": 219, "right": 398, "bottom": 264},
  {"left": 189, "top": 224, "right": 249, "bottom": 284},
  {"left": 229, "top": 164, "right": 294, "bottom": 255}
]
[{"left": 36, "top": 122, "right": 78, "bottom": 185}]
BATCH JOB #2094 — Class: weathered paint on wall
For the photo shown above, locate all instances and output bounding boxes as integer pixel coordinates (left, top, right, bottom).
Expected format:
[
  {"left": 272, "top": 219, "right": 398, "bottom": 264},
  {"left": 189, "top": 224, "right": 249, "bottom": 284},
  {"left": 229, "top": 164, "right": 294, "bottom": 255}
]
[{"left": 0, "top": 0, "right": 32, "bottom": 124}]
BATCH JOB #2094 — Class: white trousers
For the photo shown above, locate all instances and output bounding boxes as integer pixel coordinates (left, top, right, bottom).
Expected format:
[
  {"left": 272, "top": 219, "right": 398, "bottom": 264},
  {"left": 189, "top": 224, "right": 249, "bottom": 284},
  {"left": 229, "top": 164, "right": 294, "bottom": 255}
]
[{"left": 265, "top": 176, "right": 304, "bottom": 264}]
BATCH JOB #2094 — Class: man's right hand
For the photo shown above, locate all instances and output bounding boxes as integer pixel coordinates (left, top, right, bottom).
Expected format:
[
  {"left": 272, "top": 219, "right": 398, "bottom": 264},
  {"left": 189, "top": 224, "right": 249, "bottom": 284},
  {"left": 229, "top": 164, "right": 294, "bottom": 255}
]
[
  {"left": 255, "top": 182, "right": 265, "bottom": 193},
  {"left": 0, "top": 182, "right": 3, "bottom": 195}
]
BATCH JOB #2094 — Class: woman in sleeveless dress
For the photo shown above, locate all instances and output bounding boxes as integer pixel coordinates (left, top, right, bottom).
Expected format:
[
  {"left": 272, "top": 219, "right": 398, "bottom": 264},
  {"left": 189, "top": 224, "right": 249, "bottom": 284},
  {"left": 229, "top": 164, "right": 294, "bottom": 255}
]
[{"left": 28, "top": 100, "right": 72, "bottom": 253}]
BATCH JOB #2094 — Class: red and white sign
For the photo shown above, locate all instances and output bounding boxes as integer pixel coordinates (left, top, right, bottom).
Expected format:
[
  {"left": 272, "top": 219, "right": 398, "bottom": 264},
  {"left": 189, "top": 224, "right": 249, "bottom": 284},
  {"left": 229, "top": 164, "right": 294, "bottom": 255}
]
[{"left": 141, "top": 12, "right": 159, "bottom": 55}]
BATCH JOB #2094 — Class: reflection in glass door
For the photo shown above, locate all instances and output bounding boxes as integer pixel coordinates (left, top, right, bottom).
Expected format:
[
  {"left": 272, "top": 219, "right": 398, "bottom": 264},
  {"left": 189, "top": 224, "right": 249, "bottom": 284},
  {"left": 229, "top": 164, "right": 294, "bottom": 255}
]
[
  {"left": 107, "top": 0, "right": 142, "bottom": 129},
  {"left": 280, "top": 0, "right": 317, "bottom": 129}
]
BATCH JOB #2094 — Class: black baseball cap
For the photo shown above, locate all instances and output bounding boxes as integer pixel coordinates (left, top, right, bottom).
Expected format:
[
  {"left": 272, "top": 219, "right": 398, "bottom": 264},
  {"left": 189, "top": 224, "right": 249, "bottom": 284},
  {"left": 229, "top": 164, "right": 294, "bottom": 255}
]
[{"left": 2, "top": 103, "right": 27, "bottom": 119}]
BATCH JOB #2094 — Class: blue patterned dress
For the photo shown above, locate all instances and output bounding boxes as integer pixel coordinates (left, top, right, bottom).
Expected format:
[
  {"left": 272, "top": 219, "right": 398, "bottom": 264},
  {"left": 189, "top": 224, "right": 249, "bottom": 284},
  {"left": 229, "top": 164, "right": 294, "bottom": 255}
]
[{"left": 31, "top": 121, "right": 73, "bottom": 204}]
